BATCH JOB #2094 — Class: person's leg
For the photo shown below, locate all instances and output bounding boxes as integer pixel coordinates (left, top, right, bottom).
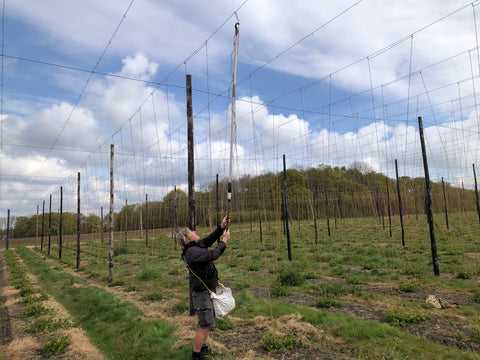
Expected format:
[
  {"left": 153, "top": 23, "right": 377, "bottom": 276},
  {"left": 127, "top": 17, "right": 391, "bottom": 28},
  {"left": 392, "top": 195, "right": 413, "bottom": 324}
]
[
  {"left": 192, "top": 290, "right": 215, "bottom": 357},
  {"left": 193, "top": 328, "right": 210, "bottom": 352}
]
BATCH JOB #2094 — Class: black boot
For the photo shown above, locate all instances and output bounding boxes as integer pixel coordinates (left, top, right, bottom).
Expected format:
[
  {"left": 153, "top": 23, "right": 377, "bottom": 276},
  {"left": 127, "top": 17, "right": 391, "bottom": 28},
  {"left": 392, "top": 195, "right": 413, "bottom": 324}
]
[
  {"left": 191, "top": 350, "right": 204, "bottom": 359},
  {"left": 200, "top": 344, "right": 209, "bottom": 357}
]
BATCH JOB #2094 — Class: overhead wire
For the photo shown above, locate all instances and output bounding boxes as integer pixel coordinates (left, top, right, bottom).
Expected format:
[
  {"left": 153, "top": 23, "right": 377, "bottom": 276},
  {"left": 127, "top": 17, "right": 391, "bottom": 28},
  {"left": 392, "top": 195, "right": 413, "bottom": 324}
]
[
  {"left": 20, "top": 0, "right": 136, "bottom": 205},
  {"left": 5, "top": 0, "right": 480, "bottom": 217}
]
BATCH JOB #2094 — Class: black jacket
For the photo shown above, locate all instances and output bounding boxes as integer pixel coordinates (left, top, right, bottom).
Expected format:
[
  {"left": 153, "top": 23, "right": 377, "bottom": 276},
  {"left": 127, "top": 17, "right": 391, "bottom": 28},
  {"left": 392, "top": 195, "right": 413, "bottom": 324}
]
[{"left": 182, "top": 226, "right": 226, "bottom": 292}]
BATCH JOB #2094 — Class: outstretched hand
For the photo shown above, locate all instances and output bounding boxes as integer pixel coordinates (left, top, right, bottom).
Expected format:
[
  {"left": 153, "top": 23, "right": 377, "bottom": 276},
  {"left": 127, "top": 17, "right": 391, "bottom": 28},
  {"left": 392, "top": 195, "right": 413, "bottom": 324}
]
[
  {"left": 221, "top": 215, "right": 231, "bottom": 229},
  {"left": 221, "top": 229, "right": 230, "bottom": 243}
]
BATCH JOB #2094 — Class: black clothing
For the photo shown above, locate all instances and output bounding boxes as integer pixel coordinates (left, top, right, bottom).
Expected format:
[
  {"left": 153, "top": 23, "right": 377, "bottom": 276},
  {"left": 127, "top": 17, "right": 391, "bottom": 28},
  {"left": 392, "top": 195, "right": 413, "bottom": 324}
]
[{"left": 183, "top": 226, "right": 226, "bottom": 292}]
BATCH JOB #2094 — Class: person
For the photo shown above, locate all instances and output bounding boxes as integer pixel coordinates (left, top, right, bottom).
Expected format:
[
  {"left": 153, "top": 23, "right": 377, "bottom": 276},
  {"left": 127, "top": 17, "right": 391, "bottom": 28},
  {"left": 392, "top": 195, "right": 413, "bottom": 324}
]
[{"left": 177, "top": 215, "right": 230, "bottom": 360}]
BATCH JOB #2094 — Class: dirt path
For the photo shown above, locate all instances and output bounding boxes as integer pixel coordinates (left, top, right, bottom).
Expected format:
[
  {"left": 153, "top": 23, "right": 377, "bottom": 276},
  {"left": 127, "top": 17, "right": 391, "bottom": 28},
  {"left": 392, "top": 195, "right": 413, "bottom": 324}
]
[
  {"left": 0, "top": 254, "right": 13, "bottom": 347},
  {"left": 0, "top": 250, "right": 106, "bottom": 360}
]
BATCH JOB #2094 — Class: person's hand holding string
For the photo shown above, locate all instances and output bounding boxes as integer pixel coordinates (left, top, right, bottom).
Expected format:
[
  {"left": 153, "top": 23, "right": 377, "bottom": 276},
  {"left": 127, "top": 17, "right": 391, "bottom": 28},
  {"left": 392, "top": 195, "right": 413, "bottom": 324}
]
[
  {"left": 221, "top": 215, "right": 231, "bottom": 243},
  {"left": 220, "top": 215, "right": 230, "bottom": 229},
  {"left": 221, "top": 229, "right": 230, "bottom": 244}
]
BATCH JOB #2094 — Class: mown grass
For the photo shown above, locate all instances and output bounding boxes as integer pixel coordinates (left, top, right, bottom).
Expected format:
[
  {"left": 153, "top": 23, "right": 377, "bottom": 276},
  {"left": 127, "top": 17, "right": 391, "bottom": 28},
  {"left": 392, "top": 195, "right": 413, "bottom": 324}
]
[
  {"left": 9, "top": 211, "right": 480, "bottom": 359},
  {"left": 14, "top": 246, "right": 191, "bottom": 360}
]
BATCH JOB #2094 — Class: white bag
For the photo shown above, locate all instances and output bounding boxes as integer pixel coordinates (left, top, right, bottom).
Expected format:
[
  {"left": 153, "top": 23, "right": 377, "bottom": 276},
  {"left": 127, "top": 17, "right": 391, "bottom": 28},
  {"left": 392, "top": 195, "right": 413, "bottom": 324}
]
[{"left": 210, "top": 283, "right": 235, "bottom": 319}]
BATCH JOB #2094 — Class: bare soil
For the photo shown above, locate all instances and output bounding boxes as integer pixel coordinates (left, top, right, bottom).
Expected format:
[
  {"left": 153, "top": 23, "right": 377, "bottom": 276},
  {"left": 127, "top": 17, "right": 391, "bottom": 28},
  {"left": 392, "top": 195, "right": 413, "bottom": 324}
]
[{"left": 0, "top": 252, "right": 106, "bottom": 360}]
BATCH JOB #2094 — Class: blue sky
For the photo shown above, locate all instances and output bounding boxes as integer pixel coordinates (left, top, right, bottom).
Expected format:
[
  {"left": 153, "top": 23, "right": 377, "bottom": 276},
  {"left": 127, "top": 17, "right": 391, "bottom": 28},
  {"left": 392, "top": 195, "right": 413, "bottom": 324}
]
[{"left": 1, "top": 0, "right": 480, "bottom": 218}]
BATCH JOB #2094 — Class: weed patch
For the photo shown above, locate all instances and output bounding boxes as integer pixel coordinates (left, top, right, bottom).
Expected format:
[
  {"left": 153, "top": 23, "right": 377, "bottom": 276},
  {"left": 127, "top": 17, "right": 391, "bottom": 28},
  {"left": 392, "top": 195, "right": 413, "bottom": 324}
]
[
  {"left": 41, "top": 334, "right": 71, "bottom": 358},
  {"left": 262, "top": 331, "right": 304, "bottom": 353},
  {"left": 27, "top": 317, "right": 71, "bottom": 333},
  {"left": 383, "top": 307, "right": 431, "bottom": 326}
]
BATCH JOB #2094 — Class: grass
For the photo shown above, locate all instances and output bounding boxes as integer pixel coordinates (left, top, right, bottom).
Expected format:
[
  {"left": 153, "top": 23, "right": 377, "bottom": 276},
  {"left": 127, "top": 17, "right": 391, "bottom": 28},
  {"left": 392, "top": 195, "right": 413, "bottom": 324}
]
[
  {"left": 14, "top": 247, "right": 191, "bottom": 360},
  {"left": 5, "top": 211, "right": 480, "bottom": 359},
  {"left": 234, "top": 289, "right": 477, "bottom": 359}
]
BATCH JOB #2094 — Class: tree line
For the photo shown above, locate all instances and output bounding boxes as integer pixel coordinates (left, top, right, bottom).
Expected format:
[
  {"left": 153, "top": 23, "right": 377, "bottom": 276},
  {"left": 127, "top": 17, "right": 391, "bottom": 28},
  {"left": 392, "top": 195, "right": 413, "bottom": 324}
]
[{"left": 7, "top": 164, "right": 479, "bottom": 239}]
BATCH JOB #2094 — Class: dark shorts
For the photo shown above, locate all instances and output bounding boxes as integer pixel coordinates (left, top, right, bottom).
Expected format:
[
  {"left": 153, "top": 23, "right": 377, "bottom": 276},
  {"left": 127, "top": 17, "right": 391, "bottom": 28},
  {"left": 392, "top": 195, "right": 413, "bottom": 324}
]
[{"left": 192, "top": 290, "right": 215, "bottom": 329}]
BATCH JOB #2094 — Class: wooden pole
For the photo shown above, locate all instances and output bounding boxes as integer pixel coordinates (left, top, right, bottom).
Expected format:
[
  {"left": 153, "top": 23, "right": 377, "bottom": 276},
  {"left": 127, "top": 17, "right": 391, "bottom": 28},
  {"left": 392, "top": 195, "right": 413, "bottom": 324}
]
[
  {"left": 48, "top": 194, "right": 52, "bottom": 255},
  {"left": 5, "top": 209, "right": 9, "bottom": 249},
  {"left": 395, "top": 159, "right": 405, "bottom": 246},
  {"left": 41, "top": 200, "right": 45, "bottom": 250},
  {"left": 186, "top": 74, "right": 195, "bottom": 232},
  {"left": 418, "top": 116, "right": 440, "bottom": 276},
  {"left": 283, "top": 154, "right": 292, "bottom": 261},
  {"left": 386, "top": 178, "right": 392, "bottom": 237},
  {"left": 296, "top": 193, "right": 301, "bottom": 231},
  {"left": 139, "top": 204, "right": 143, "bottom": 244},
  {"left": 312, "top": 187, "right": 318, "bottom": 245},
  {"left": 473, "top": 164, "right": 480, "bottom": 225},
  {"left": 174, "top": 186, "right": 178, "bottom": 249},
  {"left": 186, "top": 74, "right": 196, "bottom": 316},
  {"left": 56, "top": 209, "right": 59, "bottom": 246},
  {"left": 325, "top": 190, "right": 331, "bottom": 237},
  {"left": 36, "top": 204, "right": 39, "bottom": 248},
  {"left": 227, "top": 23, "right": 240, "bottom": 225},
  {"left": 216, "top": 175, "right": 220, "bottom": 227},
  {"left": 59, "top": 186, "right": 63, "bottom": 259},
  {"left": 145, "top": 193, "right": 149, "bottom": 246},
  {"left": 100, "top": 206, "right": 104, "bottom": 245},
  {"left": 441, "top": 177, "right": 449, "bottom": 230},
  {"left": 258, "top": 185, "right": 263, "bottom": 243},
  {"left": 76, "top": 172, "right": 81, "bottom": 269},
  {"left": 108, "top": 144, "right": 114, "bottom": 283},
  {"left": 124, "top": 199, "right": 128, "bottom": 245}
]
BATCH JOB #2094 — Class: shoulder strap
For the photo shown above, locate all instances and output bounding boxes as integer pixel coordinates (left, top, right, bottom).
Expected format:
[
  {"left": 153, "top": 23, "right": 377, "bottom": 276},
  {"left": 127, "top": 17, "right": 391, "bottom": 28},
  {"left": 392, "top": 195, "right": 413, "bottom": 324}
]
[{"left": 182, "top": 254, "right": 212, "bottom": 294}]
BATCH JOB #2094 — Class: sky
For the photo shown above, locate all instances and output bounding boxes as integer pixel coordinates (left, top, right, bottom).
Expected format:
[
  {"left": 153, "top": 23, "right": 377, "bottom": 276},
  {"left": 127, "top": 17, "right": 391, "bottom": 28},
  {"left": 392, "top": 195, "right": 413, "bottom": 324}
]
[{"left": 1, "top": 0, "right": 480, "bottom": 219}]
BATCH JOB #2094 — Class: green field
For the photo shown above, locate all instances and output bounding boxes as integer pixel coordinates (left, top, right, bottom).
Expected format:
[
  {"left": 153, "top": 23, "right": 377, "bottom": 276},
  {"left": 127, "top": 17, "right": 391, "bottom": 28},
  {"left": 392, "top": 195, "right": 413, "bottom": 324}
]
[{"left": 2, "top": 211, "right": 480, "bottom": 359}]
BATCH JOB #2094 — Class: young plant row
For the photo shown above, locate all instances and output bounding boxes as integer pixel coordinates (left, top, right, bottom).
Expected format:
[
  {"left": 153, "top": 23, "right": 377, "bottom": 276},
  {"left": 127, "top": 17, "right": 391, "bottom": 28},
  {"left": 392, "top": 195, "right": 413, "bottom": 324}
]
[{"left": 3, "top": 250, "right": 72, "bottom": 358}]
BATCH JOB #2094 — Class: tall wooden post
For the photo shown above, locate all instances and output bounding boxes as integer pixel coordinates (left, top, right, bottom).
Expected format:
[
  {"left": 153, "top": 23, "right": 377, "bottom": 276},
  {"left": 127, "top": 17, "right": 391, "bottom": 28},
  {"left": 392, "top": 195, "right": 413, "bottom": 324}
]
[
  {"left": 174, "top": 186, "right": 178, "bottom": 249},
  {"left": 6, "top": 209, "right": 9, "bottom": 249},
  {"left": 56, "top": 209, "right": 59, "bottom": 246},
  {"left": 441, "top": 177, "right": 449, "bottom": 230},
  {"left": 312, "top": 188, "right": 318, "bottom": 245},
  {"left": 36, "top": 204, "right": 39, "bottom": 248},
  {"left": 325, "top": 190, "right": 331, "bottom": 237},
  {"left": 48, "top": 194, "right": 52, "bottom": 255},
  {"left": 57, "top": 208, "right": 60, "bottom": 246},
  {"left": 100, "top": 206, "right": 104, "bottom": 245},
  {"left": 386, "top": 178, "right": 392, "bottom": 237},
  {"left": 124, "top": 199, "right": 128, "bottom": 245},
  {"left": 216, "top": 174, "right": 220, "bottom": 227},
  {"left": 108, "top": 144, "right": 114, "bottom": 283},
  {"left": 283, "top": 154, "right": 292, "bottom": 261},
  {"left": 41, "top": 200, "right": 45, "bottom": 250},
  {"left": 186, "top": 74, "right": 196, "bottom": 316},
  {"left": 145, "top": 194, "right": 149, "bottom": 246},
  {"left": 418, "top": 116, "right": 440, "bottom": 276},
  {"left": 395, "top": 159, "right": 405, "bottom": 246},
  {"left": 186, "top": 74, "right": 195, "bottom": 231},
  {"left": 258, "top": 184, "right": 263, "bottom": 243},
  {"left": 76, "top": 172, "right": 81, "bottom": 269},
  {"left": 139, "top": 204, "right": 143, "bottom": 244},
  {"left": 59, "top": 186, "right": 63, "bottom": 259},
  {"left": 474, "top": 164, "right": 480, "bottom": 225}
]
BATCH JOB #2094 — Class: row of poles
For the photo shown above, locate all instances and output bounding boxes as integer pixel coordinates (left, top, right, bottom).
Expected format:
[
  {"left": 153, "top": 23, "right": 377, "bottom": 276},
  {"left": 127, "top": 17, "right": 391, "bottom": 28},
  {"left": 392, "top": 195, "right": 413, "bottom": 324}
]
[
  {"left": 280, "top": 116, "right": 480, "bottom": 277},
  {"left": 3, "top": 19, "right": 480, "bottom": 285}
]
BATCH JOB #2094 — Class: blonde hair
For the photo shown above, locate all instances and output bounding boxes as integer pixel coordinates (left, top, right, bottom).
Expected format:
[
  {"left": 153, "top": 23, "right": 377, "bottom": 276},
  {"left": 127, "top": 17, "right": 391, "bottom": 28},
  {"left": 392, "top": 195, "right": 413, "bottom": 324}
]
[{"left": 177, "top": 228, "right": 192, "bottom": 249}]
